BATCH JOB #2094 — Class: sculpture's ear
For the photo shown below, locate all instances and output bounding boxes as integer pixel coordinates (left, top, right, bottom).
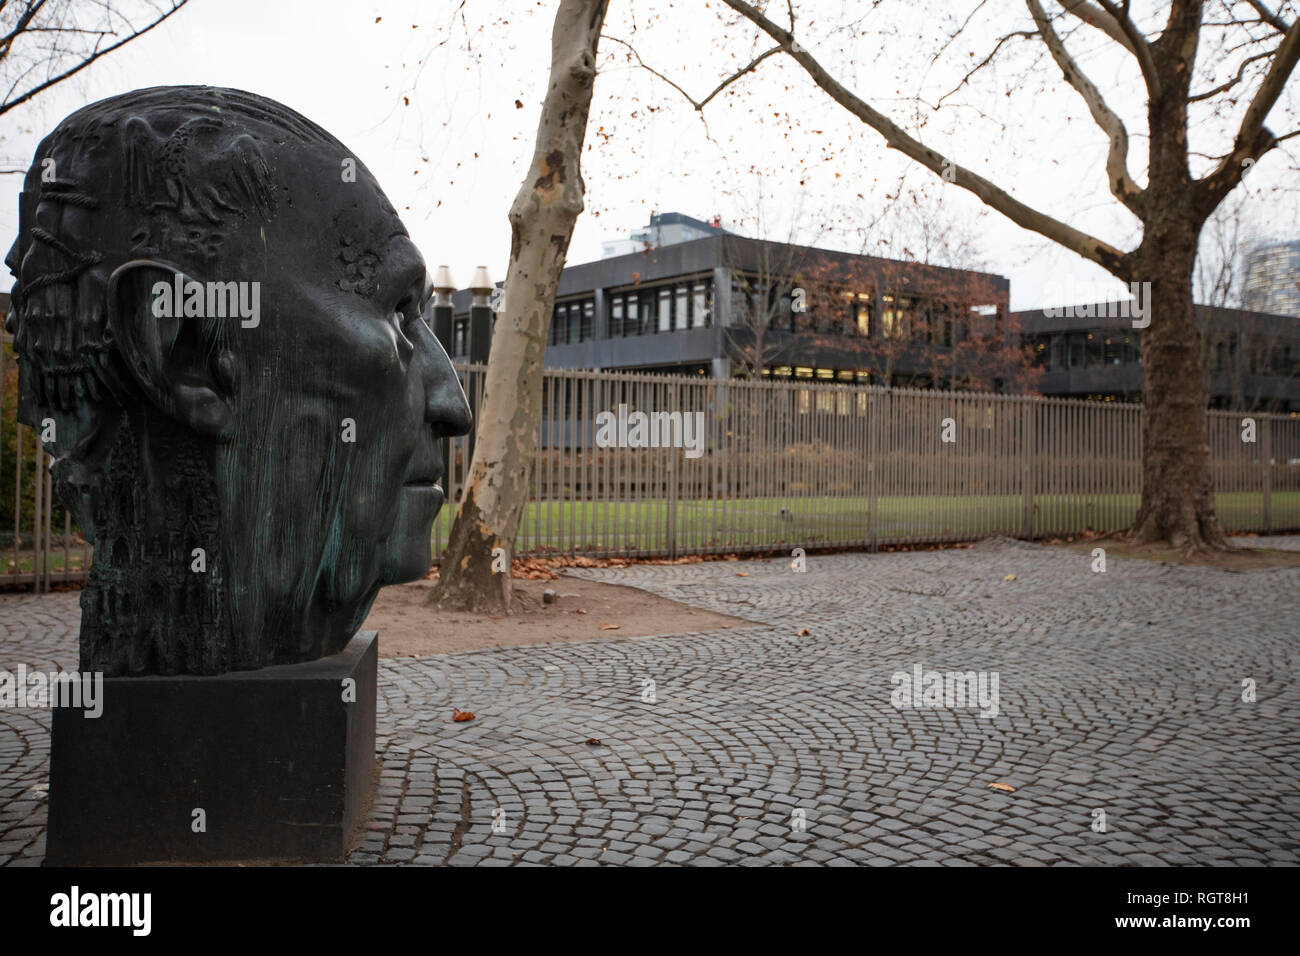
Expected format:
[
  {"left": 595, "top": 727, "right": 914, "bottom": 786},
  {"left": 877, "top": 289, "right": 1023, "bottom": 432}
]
[{"left": 106, "top": 260, "right": 235, "bottom": 441}]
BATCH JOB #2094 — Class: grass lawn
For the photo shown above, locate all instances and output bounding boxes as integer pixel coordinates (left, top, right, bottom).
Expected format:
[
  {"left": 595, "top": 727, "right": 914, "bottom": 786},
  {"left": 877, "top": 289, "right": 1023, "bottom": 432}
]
[
  {"left": 432, "top": 491, "right": 1300, "bottom": 555},
  {"left": 8, "top": 492, "right": 1294, "bottom": 577}
]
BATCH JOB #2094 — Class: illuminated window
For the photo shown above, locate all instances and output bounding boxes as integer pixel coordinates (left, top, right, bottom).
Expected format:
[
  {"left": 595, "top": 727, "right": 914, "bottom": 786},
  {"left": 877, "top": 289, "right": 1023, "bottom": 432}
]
[
  {"left": 881, "top": 294, "right": 911, "bottom": 339},
  {"left": 854, "top": 293, "right": 872, "bottom": 336}
]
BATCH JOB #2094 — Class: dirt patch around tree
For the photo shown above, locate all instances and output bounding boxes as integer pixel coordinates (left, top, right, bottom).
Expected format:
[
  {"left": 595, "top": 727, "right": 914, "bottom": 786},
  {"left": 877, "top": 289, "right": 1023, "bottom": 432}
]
[
  {"left": 362, "top": 575, "right": 757, "bottom": 658},
  {"left": 1052, "top": 532, "right": 1300, "bottom": 570}
]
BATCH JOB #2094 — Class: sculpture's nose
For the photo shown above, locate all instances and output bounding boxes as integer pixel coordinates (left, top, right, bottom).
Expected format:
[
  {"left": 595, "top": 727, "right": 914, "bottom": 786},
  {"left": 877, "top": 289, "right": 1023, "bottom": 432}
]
[{"left": 419, "top": 320, "right": 472, "bottom": 437}]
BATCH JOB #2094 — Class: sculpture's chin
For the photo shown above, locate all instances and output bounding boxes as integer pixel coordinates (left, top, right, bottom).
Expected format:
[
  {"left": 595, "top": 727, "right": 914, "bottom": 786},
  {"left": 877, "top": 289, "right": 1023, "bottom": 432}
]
[{"left": 378, "top": 483, "right": 445, "bottom": 583}]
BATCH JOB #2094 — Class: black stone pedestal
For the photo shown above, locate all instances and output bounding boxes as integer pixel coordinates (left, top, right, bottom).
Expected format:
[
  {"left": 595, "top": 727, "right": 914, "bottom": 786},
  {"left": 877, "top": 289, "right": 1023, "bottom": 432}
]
[{"left": 45, "top": 632, "right": 377, "bottom": 866}]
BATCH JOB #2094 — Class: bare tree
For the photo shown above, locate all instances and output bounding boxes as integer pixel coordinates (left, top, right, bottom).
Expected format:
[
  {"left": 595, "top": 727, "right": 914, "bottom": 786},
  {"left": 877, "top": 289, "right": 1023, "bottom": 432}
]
[
  {"left": 429, "top": 0, "right": 608, "bottom": 614},
  {"left": 0, "top": 1, "right": 190, "bottom": 119},
  {"left": 724, "top": 236, "right": 821, "bottom": 377},
  {"left": 678, "top": 0, "right": 1300, "bottom": 551}
]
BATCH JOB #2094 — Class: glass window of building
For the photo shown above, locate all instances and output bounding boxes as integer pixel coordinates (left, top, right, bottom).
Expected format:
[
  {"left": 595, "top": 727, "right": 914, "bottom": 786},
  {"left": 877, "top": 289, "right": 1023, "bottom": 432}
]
[
  {"left": 857, "top": 297, "right": 873, "bottom": 337},
  {"left": 676, "top": 285, "right": 690, "bottom": 330},
  {"left": 658, "top": 288, "right": 673, "bottom": 332},
  {"left": 692, "top": 281, "right": 710, "bottom": 327},
  {"left": 581, "top": 301, "right": 593, "bottom": 341},
  {"left": 638, "top": 292, "right": 655, "bottom": 335},
  {"left": 610, "top": 295, "right": 624, "bottom": 337},
  {"left": 1086, "top": 332, "right": 1103, "bottom": 367},
  {"left": 1122, "top": 335, "right": 1140, "bottom": 365},
  {"left": 881, "top": 294, "right": 911, "bottom": 339},
  {"left": 1103, "top": 336, "right": 1123, "bottom": 365},
  {"left": 1068, "top": 333, "right": 1086, "bottom": 368}
]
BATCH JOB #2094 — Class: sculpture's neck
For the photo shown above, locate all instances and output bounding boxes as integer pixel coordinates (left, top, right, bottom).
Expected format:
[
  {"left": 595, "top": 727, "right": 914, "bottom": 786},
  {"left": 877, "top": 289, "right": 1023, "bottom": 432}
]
[{"left": 77, "top": 413, "right": 232, "bottom": 676}]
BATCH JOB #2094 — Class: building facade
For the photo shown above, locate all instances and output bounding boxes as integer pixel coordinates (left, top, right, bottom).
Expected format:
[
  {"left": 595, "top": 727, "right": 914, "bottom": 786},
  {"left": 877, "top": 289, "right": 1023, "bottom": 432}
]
[
  {"left": 443, "top": 214, "right": 1298, "bottom": 411},
  {"left": 1016, "top": 302, "right": 1300, "bottom": 412},
  {"left": 449, "top": 217, "right": 1014, "bottom": 389}
]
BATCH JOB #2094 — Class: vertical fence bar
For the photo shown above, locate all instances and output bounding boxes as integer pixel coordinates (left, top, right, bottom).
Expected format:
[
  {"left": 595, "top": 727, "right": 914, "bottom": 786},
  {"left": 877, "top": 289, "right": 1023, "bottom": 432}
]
[
  {"left": 666, "top": 378, "right": 679, "bottom": 559},
  {"left": 1022, "top": 397, "right": 1034, "bottom": 539},
  {"left": 32, "top": 436, "right": 44, "bottom": 593},
  {"left": 1262, "top": 414, "right": 1273, "bottom": 534}
]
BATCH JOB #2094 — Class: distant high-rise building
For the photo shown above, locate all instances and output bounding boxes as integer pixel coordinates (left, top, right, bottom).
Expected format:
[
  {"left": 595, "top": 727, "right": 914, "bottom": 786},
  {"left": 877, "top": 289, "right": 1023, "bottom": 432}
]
[{"left": 1243, "top": 240, "right": 1300, "bottom": 317}]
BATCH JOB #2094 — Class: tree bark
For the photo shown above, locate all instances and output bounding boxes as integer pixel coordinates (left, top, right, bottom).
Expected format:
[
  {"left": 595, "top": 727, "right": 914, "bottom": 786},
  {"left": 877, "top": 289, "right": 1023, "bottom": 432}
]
[
  {"left": 429, "top": 0, "right": 608, "bottom": 613},
  {"left": 1129, "top": 7, "right": 1228, "bottom": 551},
  {"left": 1129, "top": 237, "right": 1228, "bottom": 549}
]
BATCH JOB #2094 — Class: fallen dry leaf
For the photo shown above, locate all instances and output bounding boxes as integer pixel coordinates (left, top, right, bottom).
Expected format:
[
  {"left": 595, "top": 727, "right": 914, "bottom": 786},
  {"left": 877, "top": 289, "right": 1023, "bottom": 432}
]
[
  {"left": 797, "top": 628, "right": 812, "bottom": 636},
  {"left": 1004, "top": 574, "right": 1017, "bottom": 581},
  {"left": 598, "top": 622, "right": 620, "bottom": 630},
  {"left": 735, "top": 571, "right": 749, "bottom": 577},
  {"left": 586, "top": 738, "right": 601, "bottom": 746},
  {"left": 452, "top": 708, "right": 475, "bottom": 722},
  {"left": 987, "top": 782, "right": 1016, "bottom": 792},
  {"left": 575, "top": 608, "right": 588, "bottom": 614}
]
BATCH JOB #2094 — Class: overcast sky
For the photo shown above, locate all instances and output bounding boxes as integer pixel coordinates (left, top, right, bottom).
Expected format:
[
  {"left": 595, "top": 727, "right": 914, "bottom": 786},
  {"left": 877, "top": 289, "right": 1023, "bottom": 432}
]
[{"left": 3, "top": 0, "right": 1297, "bottom": 309}]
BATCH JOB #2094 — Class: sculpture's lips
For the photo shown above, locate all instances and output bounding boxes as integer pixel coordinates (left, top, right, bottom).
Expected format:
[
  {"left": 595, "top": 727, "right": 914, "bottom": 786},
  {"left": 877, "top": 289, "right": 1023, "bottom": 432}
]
[
  {"left": 405, "top": 444, "right": 445, "bottom": 490},
  {"left": 403, "top": 477, "right": 443, "bottom": 489}
]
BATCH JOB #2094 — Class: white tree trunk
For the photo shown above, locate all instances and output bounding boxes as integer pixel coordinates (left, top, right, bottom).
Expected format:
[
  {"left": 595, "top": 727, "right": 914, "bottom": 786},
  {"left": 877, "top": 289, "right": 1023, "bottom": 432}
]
[{"left": 430, "top": 0, "right": 608, "bottom": 613}]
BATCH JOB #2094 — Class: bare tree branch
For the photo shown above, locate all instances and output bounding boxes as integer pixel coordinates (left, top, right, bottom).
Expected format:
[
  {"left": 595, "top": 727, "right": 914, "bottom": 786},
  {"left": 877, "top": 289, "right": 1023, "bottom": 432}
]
[
  {"left": 1029, "top": 0, "right": 1144, "bottom": 213},
  {"left": 935, "top": 28, "right": 1037, "bottom": 109},
  {"left": 1245, "top": 0, "right": 1292, "bottom": 33},
  {"left": 1059, "top": 0, "right": 1164, "bottom": 97},
  {"left": 1197, "top": 15, "right": 1300, "bottom": 210},
  {"left": 718, "top": 0, "right": 1129, "bottom": 276},
  {"left": 1189, "top": 48, "right": 1275, "bottom": 100},
  {"left": 605, "top": 33, "right": 781, "bottom": 111},
  {"left": 0, "top": 1, "right": 191, "bottom": 117}
]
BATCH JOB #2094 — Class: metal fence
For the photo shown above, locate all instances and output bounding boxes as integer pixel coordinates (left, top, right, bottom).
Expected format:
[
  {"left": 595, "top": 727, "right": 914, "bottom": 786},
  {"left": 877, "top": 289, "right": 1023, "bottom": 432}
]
[
  {"left": 432, "top": 365, "right": 1300, "bottom": 559},
  {"left": 2, "top": 334, "right": 91, "bottom": 590},
  {"left": 4, "top": 345, "right": 1298, "bottom": 590}
]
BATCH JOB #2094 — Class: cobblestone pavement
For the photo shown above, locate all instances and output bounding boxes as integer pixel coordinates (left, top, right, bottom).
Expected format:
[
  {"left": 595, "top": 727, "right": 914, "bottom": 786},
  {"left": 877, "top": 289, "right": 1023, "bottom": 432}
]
[{"left": 2, "top": 537, "right": 1299, "bottom": 867}]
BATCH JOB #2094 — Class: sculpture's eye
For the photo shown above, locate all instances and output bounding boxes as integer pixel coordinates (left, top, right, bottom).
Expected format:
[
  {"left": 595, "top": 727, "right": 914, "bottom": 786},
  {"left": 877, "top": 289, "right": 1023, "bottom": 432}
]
[{"left": 394, "top": 283, "right": 431, "bottom": 334}]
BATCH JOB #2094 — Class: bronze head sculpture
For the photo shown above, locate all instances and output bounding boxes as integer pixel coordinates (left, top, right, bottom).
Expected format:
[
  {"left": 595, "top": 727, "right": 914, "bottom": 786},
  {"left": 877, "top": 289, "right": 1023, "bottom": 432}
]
[{"left": 5, "top": 86, "right": 472, "bottom": 676}]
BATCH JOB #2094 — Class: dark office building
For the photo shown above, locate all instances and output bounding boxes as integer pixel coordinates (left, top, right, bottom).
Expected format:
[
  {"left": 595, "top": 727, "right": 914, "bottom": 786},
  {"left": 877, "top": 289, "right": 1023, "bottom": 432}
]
[
  {"left": 448, "top": 212, "right": 1012, "bottom": 388},
  {"left": 1016, "top": 302, "right": 1300, "bottom": 412},
  {"left": 444, "top": 212, "right": 1297, "bottom": 411}
]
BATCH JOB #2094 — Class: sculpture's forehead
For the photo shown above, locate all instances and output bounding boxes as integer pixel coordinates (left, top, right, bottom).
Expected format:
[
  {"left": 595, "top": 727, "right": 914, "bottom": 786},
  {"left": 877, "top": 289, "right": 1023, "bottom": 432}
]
[{"left": 36, "top": 114, "right": 413, "bottom": 257}]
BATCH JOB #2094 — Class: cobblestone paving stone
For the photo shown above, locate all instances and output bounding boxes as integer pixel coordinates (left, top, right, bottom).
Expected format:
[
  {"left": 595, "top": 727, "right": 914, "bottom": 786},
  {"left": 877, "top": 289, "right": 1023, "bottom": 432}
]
[{"left": 2, "top": 536, "right": 1298, "bottom": 867}]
